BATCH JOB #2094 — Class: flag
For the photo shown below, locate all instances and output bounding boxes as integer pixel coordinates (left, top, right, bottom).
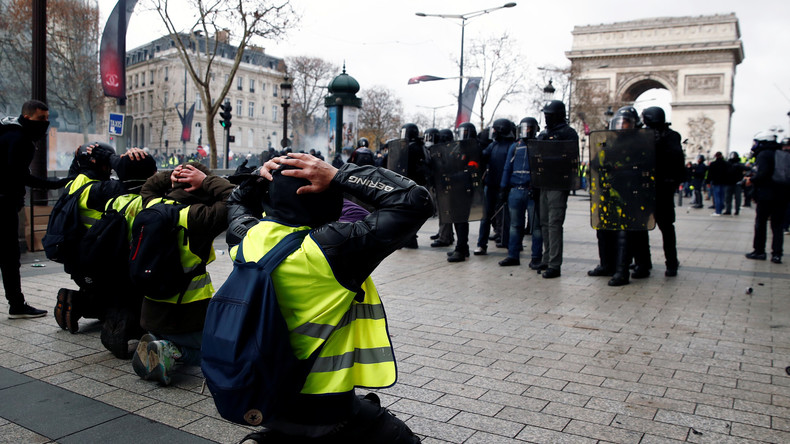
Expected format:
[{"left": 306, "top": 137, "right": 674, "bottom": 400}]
[
  {"left": 99, "top": 0, "right": 139, "bottom": 99},
  {"left": 583, "top": 122, "right": 591, "bottom": 135},
  {"left": 408, "top": 75, "right": 446, "bottom": 85},
  {"left": 454, "top": 77, "right": 481, "bottom": 128},
  {"left": 178, "top": 104, "right": 196, "bottom": 142}
]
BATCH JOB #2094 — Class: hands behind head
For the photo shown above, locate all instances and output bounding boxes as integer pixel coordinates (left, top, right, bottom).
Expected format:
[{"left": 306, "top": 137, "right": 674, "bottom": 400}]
[
  {"left": 260, "top": 152, "right": 338, "bottom": 195},
  {"left": 171, "top": 164, "right": 206, "bottom": 192},
  {"left": 122, "top": 147, "right": 147, "bottom": 160}
]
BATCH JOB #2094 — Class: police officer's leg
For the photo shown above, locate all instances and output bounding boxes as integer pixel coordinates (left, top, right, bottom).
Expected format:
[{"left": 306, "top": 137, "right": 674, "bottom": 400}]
[
  {"left": 630, "top": 231, "right": 652, "bottom": 278},
  {"left": 608, "top": 231, "right": 630, "bottom": 286},
  {"left": 538, "top": 189, "right": 550, "bottom": 268},
  {"left": 501, "top": 189, "right": 526, "bottom": 265},
  {"left": 475, "top": 185, "right": 497, "bottom": 253},
  {"left": 527, "top": 192, "right": 543, "bottom": 267},
  {"left": 589, "top": 230, "right": 615, "bottom": 276},
  {"left": 770, "top": 200, "right": 788, "bottom": 260},
  {"left": 751, "top": 200, "right": 770, "bottom": 255},
  {"left": 545, "top": 190, "right": 568, "bottom": 273}
]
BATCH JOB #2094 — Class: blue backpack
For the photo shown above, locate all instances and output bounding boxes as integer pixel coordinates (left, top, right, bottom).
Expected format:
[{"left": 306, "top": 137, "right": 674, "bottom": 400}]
[{"left": 201, "top": 229, "right": 319, "bottom": 426}]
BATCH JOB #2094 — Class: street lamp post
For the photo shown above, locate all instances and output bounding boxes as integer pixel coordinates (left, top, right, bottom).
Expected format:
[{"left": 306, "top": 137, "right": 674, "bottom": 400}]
[
  {"left": 417, "top": 104, "right": 455, "bottom": 128},
  {"left": 543, "top": 79, "right": 556, "bottom": 102},
  {"left": 416, "top": 3, "right": 516, "bottom": 126},
  {"left": 280, "top": 75, "right": 292, "bottom": 149}
]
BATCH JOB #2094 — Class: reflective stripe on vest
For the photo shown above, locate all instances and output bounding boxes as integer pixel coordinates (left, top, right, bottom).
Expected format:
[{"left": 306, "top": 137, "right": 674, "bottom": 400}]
[
  {"left": 143, "top": 198, "right": 216, "bottom": 304},
  {"left": 106, "top": 194, "right": 144, "bottom": 241},
  {"left": 67, "top": 175, "right": 100, "bottom": 228},
  {"left": 234, "top": 221, "right": 396, "bottom": 395}
]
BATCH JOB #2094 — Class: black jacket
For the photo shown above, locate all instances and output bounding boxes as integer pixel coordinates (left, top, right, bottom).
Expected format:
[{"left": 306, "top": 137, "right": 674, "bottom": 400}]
[{"left": 707, "top": 157, "right": 731, "bottom": 185}]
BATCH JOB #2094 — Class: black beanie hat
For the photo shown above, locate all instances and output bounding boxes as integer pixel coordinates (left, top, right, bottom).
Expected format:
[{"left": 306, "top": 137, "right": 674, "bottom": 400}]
[
  {"left": 114, "top": 155, "right": 157, "bottom": 183},
  {"left": 261, "top": 164, "right": 342, "bottom": 227}
]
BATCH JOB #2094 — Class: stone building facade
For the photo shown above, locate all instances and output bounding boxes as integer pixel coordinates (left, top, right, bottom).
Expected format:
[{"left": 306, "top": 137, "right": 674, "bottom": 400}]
[{"left": 123, "top": 34, "right": 286, "bottom": 158}]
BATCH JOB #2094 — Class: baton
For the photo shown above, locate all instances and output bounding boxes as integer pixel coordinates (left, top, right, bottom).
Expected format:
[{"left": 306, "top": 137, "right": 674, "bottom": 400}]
[{"left": 490, "top": 202, "right": 506, "bottom": 219}]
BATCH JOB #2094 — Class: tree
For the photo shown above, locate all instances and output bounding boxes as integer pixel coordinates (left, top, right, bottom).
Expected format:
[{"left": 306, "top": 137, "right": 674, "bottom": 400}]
[
  {"left": 0, "top": 0, "right": 103, "bottom": 137},
  {"left": 286, "top": 56, "right": 338, "bottom": 149},
  {"left": 464, "top": 32, "right": 528, "bottom": 130},
  {"left": 358, "top": 86, "right": 403, "bottom": 149},
  {"left": 151, "top": 0, "right": 296, "bottom": 168}
]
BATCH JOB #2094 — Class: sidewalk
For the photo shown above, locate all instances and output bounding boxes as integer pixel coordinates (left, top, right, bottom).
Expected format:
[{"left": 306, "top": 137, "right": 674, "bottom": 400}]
[{"left": 2, "top": 193, "right": 789, "bottom": 443}]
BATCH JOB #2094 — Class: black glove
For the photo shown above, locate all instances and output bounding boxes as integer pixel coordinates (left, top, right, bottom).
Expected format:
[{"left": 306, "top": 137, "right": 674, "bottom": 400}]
[
  {"left": 234, "top": 159, "right": 256, "bottom": 175},
  {"left": 497, "top": 187, "right": 510, "bottom": 205},
  {"left": 91, "top": 144, "right": 115, "bottom": 165},
  {"left": 228, "top": 160, "right": 260, "bottom": 185}
]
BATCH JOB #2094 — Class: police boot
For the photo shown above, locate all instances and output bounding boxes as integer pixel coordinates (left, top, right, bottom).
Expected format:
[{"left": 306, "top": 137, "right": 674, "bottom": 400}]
[
  {"left": 607, "top": 232, "right": 630, "bottom": 287},
  {"left": 447, "top": 248, "right": 469, "bottom": 263}
]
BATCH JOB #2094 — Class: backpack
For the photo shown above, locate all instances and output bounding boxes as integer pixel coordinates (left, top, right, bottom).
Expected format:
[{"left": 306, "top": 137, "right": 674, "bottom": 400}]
[
  {"left": 772, "top": 150, "right": 790, "bottom": 185},
  {"left": 77, "top": 196, "right": 138, "bottom": 288},
  {"left": 128, "top": 202, "right": 197, "bottom": 301},
  {"left": 42, "top": 182, "right": 95, "bottom": 271},
  {"left": 201, "top": 229, "right": 318, "bottom": 426}
]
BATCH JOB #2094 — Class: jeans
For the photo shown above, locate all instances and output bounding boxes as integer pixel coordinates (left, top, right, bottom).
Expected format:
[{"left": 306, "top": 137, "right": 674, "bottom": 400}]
[
  {"left": 506, "top": 188, "right": 542, "bottom": 260},
  {"left": 711, "top": 184, "right": 725, "bottom": 214}
]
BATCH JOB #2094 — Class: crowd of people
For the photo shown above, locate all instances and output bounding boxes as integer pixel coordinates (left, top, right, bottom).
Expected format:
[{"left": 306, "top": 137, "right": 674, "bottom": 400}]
[{"left": 2, "top": 97, "right": 789, "bottom": 443}]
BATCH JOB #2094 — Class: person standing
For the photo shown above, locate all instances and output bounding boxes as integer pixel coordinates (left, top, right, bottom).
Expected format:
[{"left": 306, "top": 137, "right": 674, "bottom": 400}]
[
  {"left": 745, "top": 133, "right": 790, "bottom": 264},
  {"left": 690, "top": 155, "right": 707, "bottom": 208},
  {"left": 707, "top": 151, "right": 730, "bottom": 216},
  {"left": 499, "top": 117, "right": 542, "bottom": 268},
  {"left": 642, "top": 106, "right": 686, "bottom": 277},
  {"left": 473, "top": 119, "right": 516, "bottom": 255},
  {"left": 724, "top": 151, "right": 747, "bottom": 215},
  {"left": 1, "top": 100, "right": 68, "bottom": 318},
  {"left": 535, "top": 101, "right": 578, "bottom": 278}
]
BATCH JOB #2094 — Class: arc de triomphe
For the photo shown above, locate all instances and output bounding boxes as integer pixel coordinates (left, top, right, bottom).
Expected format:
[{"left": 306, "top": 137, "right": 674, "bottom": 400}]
[{"left": 566, "top": 13, "right": 744, "bottom": 158}]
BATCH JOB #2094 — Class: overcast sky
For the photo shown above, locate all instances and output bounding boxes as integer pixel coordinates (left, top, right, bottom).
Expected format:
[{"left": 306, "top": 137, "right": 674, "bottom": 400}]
[{"left": 114, "top": 0, "right": 790, "bottom": 151}]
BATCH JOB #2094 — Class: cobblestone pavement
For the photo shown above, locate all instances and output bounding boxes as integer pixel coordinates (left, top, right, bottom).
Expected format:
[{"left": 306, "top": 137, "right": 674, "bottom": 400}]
[{"left": 2, "top": 193, "right": 789, "bottom": 443}]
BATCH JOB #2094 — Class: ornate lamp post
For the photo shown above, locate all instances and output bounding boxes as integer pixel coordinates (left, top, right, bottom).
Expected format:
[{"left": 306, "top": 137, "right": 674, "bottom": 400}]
[
  {"left": 543, "top": 79, "right": 556, "bottom": 102},
  {"left": 280, "top": 75, "right": 292, "bottom": 148}
]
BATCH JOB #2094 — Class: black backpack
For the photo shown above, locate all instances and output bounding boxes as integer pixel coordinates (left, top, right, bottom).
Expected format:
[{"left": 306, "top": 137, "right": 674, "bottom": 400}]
[
  {"left": 129, "top": 202, "right": 198, "bottom": 301},
  {"left": 77, "top": 196, "right": 137, "bottom": 288},
  {"left": 772, "top": 150, "right": 790, "bottom": 186},
  {"left": 42, "top": 182, "right": 95, "bottom": 271},
  {"left": 201, "top": 229, "right": 317, "bottom": 426}
]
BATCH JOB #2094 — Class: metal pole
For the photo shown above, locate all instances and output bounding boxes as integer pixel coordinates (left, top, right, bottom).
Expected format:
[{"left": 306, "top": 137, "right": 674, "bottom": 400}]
[
  {"left": 115, "top": 0, "right": 128, "bottom": 154},
  {"left": 182, "top": 68, "right": 187, "bottom": 154},
  {"left": 457, "top": 20, "right": 465, "bottom": 128},
  {"left": 281, "top": 101, "right": 289, "bottom": 148},
  {"left": 30, "top": 0, "right": 47, "bottom": 184}
]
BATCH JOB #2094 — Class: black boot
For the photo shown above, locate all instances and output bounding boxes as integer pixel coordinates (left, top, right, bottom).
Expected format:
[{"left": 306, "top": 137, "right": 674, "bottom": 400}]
[{"left": 447, "top": 248, "right": 469, "bottom": 262}]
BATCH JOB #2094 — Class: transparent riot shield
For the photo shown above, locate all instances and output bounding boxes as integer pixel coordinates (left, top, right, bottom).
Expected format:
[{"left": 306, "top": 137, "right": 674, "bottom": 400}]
[
  {"left": 527, "top": 140, "right": 581, "bottom": 190},
  {"left": 588, "top": 129, "right": 656, "bottom": 230},
  {"left": 386, "top": 139, "right": 409, "bottom": 177},
  {"left": 428, "top": 139, "right": 485, "bottom": 224}
]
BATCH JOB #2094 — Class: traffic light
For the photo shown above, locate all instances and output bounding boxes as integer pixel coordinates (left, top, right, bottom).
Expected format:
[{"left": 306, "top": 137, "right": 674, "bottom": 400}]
[{"left": 219, "top": 103, "right": 232, "bottom": 130}]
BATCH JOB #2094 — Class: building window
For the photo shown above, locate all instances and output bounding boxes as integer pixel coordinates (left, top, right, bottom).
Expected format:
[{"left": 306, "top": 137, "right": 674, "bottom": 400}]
[
  {"left": 249, "top": 78, "right": 255, "bottom": 93},
  {"left": 261, "top": 82, "right": 266, "bottom": 92},
  {"left": 164, "top": 66, "right": 169, "bottom": 81},
  {"left": 261, "top": 105, "right": 265, "bottom": 116},
  {"left": 150, "top": 70, "right": 154, "bottom": 84},
  {"left": 237, "top": 76, "right": 243, "bottom": 91},
  {"left": 248, "top": 101, "right": 254, "bottom": 117},
  {"left": 149, "top": 93, "right": 153, "bottom": 112},
  {"left": 237, "top": 100, "right": 243, "bottom": 116},
  {"left": 134, "top": 74, "right": 139, "bottom": 88},
  {"left": 248, "top": 129, "right": 254, "bottom": 148},
  {"left": 164, "top": 91, "right": 169, "bottom": 106},
  {"left": 272, "top": 106, "right": 278, "bottom": 122},
  {"left": 196, "top": 92, "right": 202, "bottom": 111},
  {"left": 141, "top": 72, "right": 146, "bottom": 85},
  {"left": 273, "top": 85, "right": 278, "bottom": 97}
]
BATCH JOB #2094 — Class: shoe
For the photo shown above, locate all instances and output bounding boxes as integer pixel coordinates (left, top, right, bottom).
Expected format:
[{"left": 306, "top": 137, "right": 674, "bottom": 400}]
[
  {"left": 446, "top": 249, "right": 470, "bottom": 257},
  {"left": 631, "top": 266, "right": 650, "bottom": 279},
  {"left": 495, "top": 242, "right": 506, "bottom": 248},
  {"left": 608, "top": 274, "right": 629, "bottom": 286},
  {"left": 588, "top": 266, "right": 615, "bottom": 277},
  {"left": 447, "top": 250, "right": 468, "bottom": 262},
  {"left": 665, "top": 268, "right": 678, "bottom": 277},
  {"left": 498, "top": 257, "right": 520, "bottom": 266},
  {"left": 64, "top": 291, "right": 82, "bottom": 334},
  {"left": 429, "top": 233, "right": 440, "bottom": 240},
  {"left": 745, "top": 251, "right": 767, "bottom": 260},
  {"left": 430, "top": 240, "right": 451, "bottom": 248},
  {"left": 708, "top": 205, "right": 715, "bottom": 209},
  {"left": 722, "top": 211, "right": 731, "bottom": 215},
  {"left": 8, "top": 302, "right": 47, "bottom": 319},
  {"left": 473, "top": 246, "right": 487, "bottom": 256},
  {"left": 527, "top": 260, "right": 543, "bottom": 270},
  {"left": 132, "top": 333, "right": 158, "bottom": 380},
  {"left": 402, "top": 238, "right": 418, "bottom": 249},
  {"left": 147, "top": 340, "right": 181, "bottom": 386},
  {"left": 771, "top": 255, "right": 782, "bottom": 264},
  {"left": 710, "top": 213, "right": 721, "bottom": 217},
  {"left": 542, "top": 268, "right": 561, "bottom": 279},
  {"left": 54, "top": 288, "right": 70, "bottom": 329},
  {"left": 734, "top": 211, "right": 739, "bottom": 216}
]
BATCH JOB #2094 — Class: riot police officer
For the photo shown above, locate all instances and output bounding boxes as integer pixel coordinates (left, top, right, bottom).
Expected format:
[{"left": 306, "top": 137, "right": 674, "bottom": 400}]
[
  {"left": 588, "top": 106, "right": 650, "bottom": 286},
  {"left": 474, "top": 119, "right": 516, "bottom": 255},
  {"left": 447, "top": 122, "right": 479, "bottom": 262},
  {"left": 642, "top": 106, "right": 685, "bottom": 276},
  {"left": 499, "top": 117, "right": 542, "bottom": 267},
  {"left": 401, "top": 123, "right": 428, "bottom": 248},
  {"left": 349, "top": 137, "right": 375, "bottom": 166},
  {"left": 431, "top": 129, "right": 458, "bottom": 248},
  {"left": 535, "top": 101, "right": 578, "bottom": 278}
]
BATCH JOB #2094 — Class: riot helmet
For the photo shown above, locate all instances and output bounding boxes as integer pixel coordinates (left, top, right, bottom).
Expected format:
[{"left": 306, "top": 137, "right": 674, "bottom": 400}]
[
  {"left": 518, "top": 117, "right": 539, "bottom": 140},
  {"left": 400, "top": 123, "right": 420, "bottom": 142},
  {"left": 438, "top": 129, "right": 454, "bottom": 143},
  {"left": 478, "top": 126, "right": 492, "bottom": 147},
  {"left": 357, "top": 137, "right": 369, "bottom": 148},
  {"left": 491, "top": 118, "right": 516, "bottom": 141},
  {"left": 456, "top": 122, "right": 477, "bottom": 140},
  {"left": 423, "top": 128, "right": 439, "bottom": 147},
  {"left": 609, "top": 106, "right": 642, "bottom": 130},
  {"left": 542, "top": 100, "right": 566, "bottom": 129},
  {"left": 696, "top": 154, "right": 705, "bottom": 163},
  {"left": 728, "top": 151, "right": 740, "bottom": 161},
  {"left": 641, "top": 106, "right": 667, "bottom": 129}
]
